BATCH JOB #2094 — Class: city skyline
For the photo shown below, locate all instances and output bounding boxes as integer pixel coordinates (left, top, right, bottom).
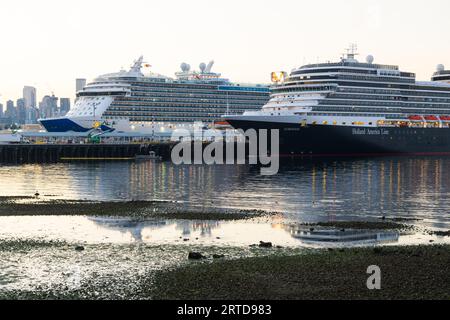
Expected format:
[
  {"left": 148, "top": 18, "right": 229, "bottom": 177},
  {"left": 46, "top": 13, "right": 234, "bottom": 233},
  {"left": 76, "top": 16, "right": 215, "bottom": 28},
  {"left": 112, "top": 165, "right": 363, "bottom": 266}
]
[
  {"left": 0, "top": 88, "right": 71, "bottom": 126},
  {"left": 1, "top": 0, "right": 450, "bottom": 104}
]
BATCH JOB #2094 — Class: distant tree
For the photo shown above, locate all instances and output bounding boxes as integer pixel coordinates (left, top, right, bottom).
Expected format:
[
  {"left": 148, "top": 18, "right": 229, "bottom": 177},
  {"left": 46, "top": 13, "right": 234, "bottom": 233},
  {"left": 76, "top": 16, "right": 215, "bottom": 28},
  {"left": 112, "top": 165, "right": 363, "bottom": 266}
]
[{"left": 9, "top": 123, "right": 21, "bottom": 131}]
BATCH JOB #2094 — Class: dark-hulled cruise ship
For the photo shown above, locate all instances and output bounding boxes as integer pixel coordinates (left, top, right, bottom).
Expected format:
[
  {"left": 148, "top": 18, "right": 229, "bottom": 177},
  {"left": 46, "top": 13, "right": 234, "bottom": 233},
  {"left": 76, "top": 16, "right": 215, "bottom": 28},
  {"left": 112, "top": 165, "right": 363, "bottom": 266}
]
[
  {"left": 224, "top": 47, "right": 450, "bottom": 156},
  {"left": 39, "top": 57, "right": 269, "bottom": 133}
]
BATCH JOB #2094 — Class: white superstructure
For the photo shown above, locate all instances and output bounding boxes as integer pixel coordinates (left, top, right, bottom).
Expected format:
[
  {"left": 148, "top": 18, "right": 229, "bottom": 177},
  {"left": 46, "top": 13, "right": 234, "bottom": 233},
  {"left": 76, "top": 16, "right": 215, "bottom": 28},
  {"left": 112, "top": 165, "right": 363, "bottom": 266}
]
[{"left": 39, "top": 57, "right": 269, "bottom": 133}]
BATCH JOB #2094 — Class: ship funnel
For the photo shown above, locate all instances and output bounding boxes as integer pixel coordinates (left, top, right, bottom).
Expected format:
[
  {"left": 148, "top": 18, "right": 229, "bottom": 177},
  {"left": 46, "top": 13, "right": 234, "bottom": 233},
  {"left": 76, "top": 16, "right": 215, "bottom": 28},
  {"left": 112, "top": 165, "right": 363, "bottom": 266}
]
[{"left": 205, "top": 60, "right": 214, "bottom": 73}]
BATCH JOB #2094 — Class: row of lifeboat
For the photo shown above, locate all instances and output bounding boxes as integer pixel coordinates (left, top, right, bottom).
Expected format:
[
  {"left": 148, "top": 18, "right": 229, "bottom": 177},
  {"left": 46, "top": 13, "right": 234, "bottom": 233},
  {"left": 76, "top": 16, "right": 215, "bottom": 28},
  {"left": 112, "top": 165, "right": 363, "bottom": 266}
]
[{"left": 408, "top": 115, "right": 450, "bottom": 121}]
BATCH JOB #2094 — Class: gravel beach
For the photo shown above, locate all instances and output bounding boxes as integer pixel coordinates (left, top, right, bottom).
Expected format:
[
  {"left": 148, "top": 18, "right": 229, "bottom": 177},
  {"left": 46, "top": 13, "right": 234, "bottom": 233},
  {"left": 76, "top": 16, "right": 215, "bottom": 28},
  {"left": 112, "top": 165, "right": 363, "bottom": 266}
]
[{"left": 151, "top": 245, "right": 450, "bottom": 300}]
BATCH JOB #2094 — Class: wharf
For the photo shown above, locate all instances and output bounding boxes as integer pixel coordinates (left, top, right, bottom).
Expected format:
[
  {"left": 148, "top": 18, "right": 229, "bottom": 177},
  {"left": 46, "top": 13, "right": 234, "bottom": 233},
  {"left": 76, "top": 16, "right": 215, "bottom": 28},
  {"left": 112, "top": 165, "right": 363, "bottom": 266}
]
[{"left": 0, "top": 143, "right": 175, "bottom": 164}]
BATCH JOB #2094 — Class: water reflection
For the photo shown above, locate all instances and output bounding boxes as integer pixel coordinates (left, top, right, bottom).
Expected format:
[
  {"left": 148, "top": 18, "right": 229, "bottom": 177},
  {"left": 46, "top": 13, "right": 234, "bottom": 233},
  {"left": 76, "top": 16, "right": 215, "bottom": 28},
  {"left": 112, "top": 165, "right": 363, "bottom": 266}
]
[
  {"left": 286, "top": 224, "right": 399, "bottom": 244},
  {"left": 1, "top": 157, "right": 450, "bottom": 228},
  {"left": 88, "top": 217, "right": 167, "bottom": 242},
  {"left": 88, "top": 217, "right": 403, "bottom": 247},
  {"left": 87, "top": 217, "right": 221, "bottom": 242},
  {"left": 1, "top": 215, "right": 448, "bottom": 247}
]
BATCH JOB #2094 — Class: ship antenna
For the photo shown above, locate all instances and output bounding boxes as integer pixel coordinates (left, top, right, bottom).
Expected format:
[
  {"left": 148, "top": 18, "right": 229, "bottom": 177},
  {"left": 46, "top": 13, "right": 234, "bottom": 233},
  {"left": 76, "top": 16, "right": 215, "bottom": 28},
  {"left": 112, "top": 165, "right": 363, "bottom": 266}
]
[
  {"left": 347, "top": 43, "right": 358, "bottom": 60},
  {"left": 130, "top": 56, "right": 144, "bottom": 72}
]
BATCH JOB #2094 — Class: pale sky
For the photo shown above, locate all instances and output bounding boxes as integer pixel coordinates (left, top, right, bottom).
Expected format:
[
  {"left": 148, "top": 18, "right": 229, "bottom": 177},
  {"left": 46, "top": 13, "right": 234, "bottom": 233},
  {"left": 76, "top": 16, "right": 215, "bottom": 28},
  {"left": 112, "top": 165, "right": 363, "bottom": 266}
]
[{"left": 0, "top": 0, "right": 449, "bottom": 104}]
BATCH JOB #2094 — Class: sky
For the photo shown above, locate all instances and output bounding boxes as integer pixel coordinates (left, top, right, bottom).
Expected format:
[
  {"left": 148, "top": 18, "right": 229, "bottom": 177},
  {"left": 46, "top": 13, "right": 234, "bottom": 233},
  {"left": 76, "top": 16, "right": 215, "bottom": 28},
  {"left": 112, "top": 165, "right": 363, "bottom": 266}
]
[{"left": 0, "top": 0, "right": 449, "bottom": 104}]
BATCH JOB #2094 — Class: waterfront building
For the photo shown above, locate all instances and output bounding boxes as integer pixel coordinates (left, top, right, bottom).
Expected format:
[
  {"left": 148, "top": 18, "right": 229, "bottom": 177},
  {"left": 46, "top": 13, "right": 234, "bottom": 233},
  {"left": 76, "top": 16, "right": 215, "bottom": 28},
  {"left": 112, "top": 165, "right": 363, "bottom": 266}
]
[
  {"left": 23, "top": 86, "right": 37, "bottom": 108},
  {"left": 16, "top": 98, "right": 26, "bottom": 124},
  {"left": 26, "top": 107, "right": 39, "bottom": 124},
  {"left": 39, "top": 94, "right": 58, "bottom": 119},
  {"left": 76, "top": 79, "right": 87, "bottom": 93},
  {"left": 59, "top": 98, "right": 71, "bottom": 116},
  {"left": 5, "top": 100, "right": 16, "bottom": 122}
]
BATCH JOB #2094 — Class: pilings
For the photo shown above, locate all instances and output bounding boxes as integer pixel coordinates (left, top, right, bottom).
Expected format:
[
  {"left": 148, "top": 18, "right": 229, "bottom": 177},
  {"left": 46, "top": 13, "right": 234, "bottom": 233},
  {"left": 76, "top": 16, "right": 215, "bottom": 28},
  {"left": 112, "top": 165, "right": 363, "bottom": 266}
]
[
  {"left": 0, "top": 141, "right": 255, "bottom": 164},
  {"left": 0, "top": 143, "right": 176, "bottom": 164}
]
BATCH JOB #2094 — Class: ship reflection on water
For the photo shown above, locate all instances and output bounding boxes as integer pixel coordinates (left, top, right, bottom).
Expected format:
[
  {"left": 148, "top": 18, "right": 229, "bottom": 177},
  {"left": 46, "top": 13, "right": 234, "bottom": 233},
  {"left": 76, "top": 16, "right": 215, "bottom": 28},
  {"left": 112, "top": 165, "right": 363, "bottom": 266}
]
[
  {"left": 88, "top": 217, "right": 168, "bottom": 242},
  {"left": 87, "top": 217, "right": 401, "bottom": 247},
  {"left": 88, "top": 217, "right": 221, "bottom": 243},
  {"left": 286, "top": 225, "right": 399, "bottom": 245}
]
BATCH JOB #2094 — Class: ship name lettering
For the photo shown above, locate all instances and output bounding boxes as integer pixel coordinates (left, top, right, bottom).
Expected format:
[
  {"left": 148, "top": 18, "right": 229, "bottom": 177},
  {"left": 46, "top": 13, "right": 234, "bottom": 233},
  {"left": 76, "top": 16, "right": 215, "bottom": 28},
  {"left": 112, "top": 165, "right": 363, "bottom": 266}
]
[{"left": 352, "top": 128, "right": 390, "bottom": 135}]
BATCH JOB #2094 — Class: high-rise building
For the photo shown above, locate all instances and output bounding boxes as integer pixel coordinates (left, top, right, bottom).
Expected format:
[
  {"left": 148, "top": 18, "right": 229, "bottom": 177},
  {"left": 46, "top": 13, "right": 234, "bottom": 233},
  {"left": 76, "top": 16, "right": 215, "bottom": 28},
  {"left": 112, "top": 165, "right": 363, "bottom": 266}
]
[
  {"left": 5, "top": 100, "right": 16, "bottom": 122},
  {"left": 26, "top": 107, "right": 39, "bottom": 124},
  {"left": 16, "top": 98, "right": 26, "bottom": 124},
  {"left": 39, "top": 94, "right": 58, "bottom": 119},
  {"left": 59, "top": 98, "right": 71, "bottom": 116},
  {"left": 23, "top": 86, "right": 37, "bottom": 108},
  {"left": 0, "top": 103, "right": 3, "bottom": 118},
  {"left": 76, "top": 79, "right": 87, "bottom": 93}
]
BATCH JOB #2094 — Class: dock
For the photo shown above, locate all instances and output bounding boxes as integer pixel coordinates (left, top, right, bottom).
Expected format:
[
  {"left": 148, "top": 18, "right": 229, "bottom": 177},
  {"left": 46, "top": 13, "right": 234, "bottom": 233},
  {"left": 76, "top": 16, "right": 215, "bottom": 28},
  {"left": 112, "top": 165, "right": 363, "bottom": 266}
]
[{"left": 0, "top": 143, "right": 175, "bottom": 164}]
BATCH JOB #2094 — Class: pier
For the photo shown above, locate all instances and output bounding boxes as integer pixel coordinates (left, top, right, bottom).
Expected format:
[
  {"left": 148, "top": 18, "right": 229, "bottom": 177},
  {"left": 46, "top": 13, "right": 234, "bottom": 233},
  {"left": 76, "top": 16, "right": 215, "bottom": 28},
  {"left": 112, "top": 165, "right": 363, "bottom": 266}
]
[
  {"left": 0, "top": 143, "right": 175, "bottom": 164},
  {"left": 0, "top": 141, "right": 255, "bottom": 164}
]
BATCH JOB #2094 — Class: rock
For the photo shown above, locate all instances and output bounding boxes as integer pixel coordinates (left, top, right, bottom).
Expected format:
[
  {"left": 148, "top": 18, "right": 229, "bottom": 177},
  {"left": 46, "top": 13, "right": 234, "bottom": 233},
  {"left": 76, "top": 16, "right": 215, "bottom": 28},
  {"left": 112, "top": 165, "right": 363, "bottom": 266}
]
[
  {"left": 432, "top": 230, "right": 450, "bottom": 237},
  {"left": 276, "top": 245, "right": 283, "bottom": 249},
  {"left": 212, "top": 254, "right": 225, "bottom": 259},
  {"left": 183, "top": 238, "right": 189, "bottom": 242},
  {"left": 259, "top": 241, "right": 273, "bottom": 248},
  {"left": 373, "top": 247, "right": 383, "bottom": 254},
  {"left": 216, "top": 237, "right": 221, "bottom": 240},
  {"left": 429, "top": 240, "right": 435, "bottom": 243},
  {"left": 188, "top": 252, "right": 205, "bottom": 260},
  {"left": 75, "top": 245, "right": 85, "bottom": 251}
]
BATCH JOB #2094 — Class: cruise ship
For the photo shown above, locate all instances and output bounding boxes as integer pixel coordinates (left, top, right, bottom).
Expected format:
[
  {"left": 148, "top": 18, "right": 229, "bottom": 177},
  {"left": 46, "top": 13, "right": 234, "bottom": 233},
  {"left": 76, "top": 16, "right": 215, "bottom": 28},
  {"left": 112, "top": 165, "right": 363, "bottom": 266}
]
[
  {"left": 224, "top": 47, "right": 450, "bottom": 156},
  {"left": 39, "top": 57, "right": 269, "bottom": 133}
]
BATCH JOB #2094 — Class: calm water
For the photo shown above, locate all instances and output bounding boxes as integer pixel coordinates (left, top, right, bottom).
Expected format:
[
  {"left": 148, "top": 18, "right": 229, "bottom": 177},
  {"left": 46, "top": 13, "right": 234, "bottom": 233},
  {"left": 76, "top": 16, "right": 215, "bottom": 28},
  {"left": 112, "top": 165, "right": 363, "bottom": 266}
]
[
  {"left": 1, "top": 157, "right": 450, "bottom": 293},
  {"left": 1, "top": 157, "right": 450, "bottom": 229}
]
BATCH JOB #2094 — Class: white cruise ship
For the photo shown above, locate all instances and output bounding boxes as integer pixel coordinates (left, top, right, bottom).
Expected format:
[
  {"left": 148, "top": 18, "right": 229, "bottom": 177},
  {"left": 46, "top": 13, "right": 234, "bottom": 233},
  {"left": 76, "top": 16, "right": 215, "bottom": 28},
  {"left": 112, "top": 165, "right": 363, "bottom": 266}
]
[
  {"left": 224, "top": 47, "right": 450, "bottom": 156},
  {"left": 39, "top": 57, "right": 269, "bottom": 133}
]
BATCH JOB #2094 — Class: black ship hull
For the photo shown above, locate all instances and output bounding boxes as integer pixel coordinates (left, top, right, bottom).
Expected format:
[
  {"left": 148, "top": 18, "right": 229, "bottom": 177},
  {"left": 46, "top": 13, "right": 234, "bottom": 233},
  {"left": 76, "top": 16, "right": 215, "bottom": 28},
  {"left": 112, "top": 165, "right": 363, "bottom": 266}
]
[{"left": 227, "top": 120, "right": 450, "bottom": 156}]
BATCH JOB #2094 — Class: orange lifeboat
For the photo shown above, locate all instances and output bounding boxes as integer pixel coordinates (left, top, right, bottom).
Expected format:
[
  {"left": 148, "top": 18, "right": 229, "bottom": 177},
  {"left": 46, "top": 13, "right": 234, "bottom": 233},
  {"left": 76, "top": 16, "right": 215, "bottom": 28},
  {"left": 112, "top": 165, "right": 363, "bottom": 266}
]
[
  {"left": 408, "top": 115, "right": 422, "bottom": 121},
  {"left": 440, "top": 115, "right": 450, "bottom": 121},
  {"left": 424, "top": 115, "right": 439, "bottom": 121}
]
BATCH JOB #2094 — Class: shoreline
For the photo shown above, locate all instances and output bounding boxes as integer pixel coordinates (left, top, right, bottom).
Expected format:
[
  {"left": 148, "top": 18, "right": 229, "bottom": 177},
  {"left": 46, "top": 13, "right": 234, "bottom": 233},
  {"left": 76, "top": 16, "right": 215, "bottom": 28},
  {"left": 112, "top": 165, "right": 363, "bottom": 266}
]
[
  {"left": 1, "top": 242, "right": 448, "bottom": 300},
  {"left": 150, "top": 244, "right": 450, "bottom": 300},
  {"left": 0, "top": 196, "right": 449, "bottom": 300},
  {"left": 0, "top": 197, "right": 277, "bottom": 220}
]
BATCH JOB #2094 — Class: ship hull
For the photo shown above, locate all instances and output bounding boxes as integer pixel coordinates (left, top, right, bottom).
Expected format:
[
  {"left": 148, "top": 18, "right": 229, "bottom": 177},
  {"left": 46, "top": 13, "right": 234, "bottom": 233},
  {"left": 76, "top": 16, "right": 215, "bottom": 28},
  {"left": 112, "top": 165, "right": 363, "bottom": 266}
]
[
  {"left": 39, "top": 117, "right": 120, "bottom": 133},
  {"left": 39, "top": 118, "right": 92, "bottom": 132},
  {"left": 227, "top": 119, "right": 450, "bottom": 156}
]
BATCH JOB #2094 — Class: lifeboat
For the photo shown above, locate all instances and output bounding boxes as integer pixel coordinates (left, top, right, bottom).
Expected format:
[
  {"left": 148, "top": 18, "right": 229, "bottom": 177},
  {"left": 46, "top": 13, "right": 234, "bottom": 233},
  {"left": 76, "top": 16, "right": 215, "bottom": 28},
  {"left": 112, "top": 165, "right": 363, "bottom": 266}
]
[
  {"left": 214, "top": 120, "right": 231, "bottom": 129},
  {"left": 424, "top": 115, "right": 439, "bottom": 121},
  {"left": 408, "top": 115, "right": 422, "bottom": 121},
  {"left": 440, "top": 115, "right": 450, "bottom": 121}
]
